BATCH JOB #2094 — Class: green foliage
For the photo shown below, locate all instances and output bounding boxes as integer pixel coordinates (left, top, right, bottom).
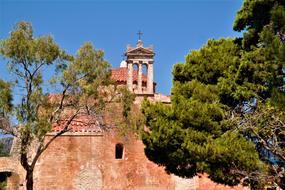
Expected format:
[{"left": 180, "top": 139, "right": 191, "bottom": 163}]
[
  {"left": 0, "top": 80, "right": 12, "bottom": 116},
  {"left": 107, "top": 86, "right": 144, "bottom": 138},
  {"left": 0, "top": 21, "right": 62, "bottom": 127},
  {"left": 234, "top": 0, "right": 285, "bottom": 49},
  {"left": 0, "top": 21, "right": 61, "bottom": 66},
  {"left": 0, "top": 21, "right": 111, "bottom": 190},
  {"left": 117, "top": 87, "right": 136, "bottom": 119},
  {"left": 234, "top": 3, "right": 285, "bottom": 187},
  {"left": 173, "top": 39, "right": 241, "bottom": 85},
  {"left": 143, "top": 1, "right": 285, "bottom": 188},
  {"left": 234, "top": 0, "right": 274, "bottom": 32},
  {"left": 62, "top": 42, "right": 110, "bottom": 94},
  {"left": 142, "top": 38, "right": 270, "bottom": 188},
  {"left": 142, "top": 98, "right": 264, "bottom": 186},
  {"left": 0, "top": 21, "right": 111, "bottom": 139}
]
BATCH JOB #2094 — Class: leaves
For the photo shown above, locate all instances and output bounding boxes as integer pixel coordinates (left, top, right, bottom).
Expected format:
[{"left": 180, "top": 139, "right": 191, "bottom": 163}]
[
  {"left": 234, "top": 0, "right": 285, "bottom": 48},
  {"left": 0, "top": 80, "right": 12, "bottom": 116},
  {"left": 142, "top": 37, "right": 269, "bottom": 188},
  {"left": 0, "top": 21, "right": 112, "bottom": 190},
  {"left": 142, "top": 1, "right": 285, "bottom": 188}
]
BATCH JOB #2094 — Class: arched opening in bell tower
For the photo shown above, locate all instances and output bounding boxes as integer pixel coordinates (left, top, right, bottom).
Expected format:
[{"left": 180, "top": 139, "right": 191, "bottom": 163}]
[
  {"left": 142, "top": 64, "right": 148, "bottom": 93},
  {"left": 142, "top": 64, "right": 148, "bottom": 76},
  {"left": 132, "top": 63, "right": 139, "bottom": 92}
]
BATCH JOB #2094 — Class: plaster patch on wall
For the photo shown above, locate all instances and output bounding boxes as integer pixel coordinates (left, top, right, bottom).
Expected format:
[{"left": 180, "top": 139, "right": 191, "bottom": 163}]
[
  {"left": 74, "top": 165, "right": 102, "bottom": 190},
  {"left": 172, "top": 175, "right": 197, "bottom": 190}
]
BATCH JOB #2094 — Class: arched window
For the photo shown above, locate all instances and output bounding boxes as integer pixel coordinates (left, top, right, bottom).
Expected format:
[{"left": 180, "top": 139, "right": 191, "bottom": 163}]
[{"left": 115, "top": 143, "right": 124, "bottom": 159}]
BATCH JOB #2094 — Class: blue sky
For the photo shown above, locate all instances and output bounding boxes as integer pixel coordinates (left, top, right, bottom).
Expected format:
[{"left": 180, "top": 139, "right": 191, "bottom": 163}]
[{"left": 0, "top": 0, "right": 244, "bottom": 95}]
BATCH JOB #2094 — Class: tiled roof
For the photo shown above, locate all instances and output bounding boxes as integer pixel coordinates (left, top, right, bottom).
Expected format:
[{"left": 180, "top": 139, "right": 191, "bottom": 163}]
[
  {"left": 52, "top": 114, "right": 102, "bottom": 133},
  {"left": 111, "top": 68, "right": 147, "bottom": 82}
]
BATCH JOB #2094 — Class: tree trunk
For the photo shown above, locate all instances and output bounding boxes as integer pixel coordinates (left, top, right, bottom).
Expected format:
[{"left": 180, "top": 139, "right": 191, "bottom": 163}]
[{"left": 26, "top": 168, "right": 34, "bottom": 190}]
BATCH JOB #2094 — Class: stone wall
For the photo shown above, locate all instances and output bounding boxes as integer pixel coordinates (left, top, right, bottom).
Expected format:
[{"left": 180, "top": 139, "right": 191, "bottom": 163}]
[
  {"left": 0, "top": 156, "right": 25, "bottom": 190},
  {"left": 33, "top": 130, "right": 249, "bottom": 190},
  {"left": 34, "top": 131, "right": 176, "bottom": 190}
]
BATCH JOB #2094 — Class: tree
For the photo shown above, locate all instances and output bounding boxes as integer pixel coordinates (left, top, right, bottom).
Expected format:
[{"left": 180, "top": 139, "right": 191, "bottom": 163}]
[
  {"left": 142, "top": 39, "right": 266, "bottom": 189},
  {"left": 104, "top": 86, "right": 145, "bottom": 138},
  {"left": 142, "top": 0, "right": 285, "bottom": 189},
  {"left": 234, "top": 0, "right": 285, "bottom": 49},
  {"left": 234, "top": 1, "right": 285, "bottom": 188},
  {"left": 0, "top": 21, "right": 111, "bottom": 190}
]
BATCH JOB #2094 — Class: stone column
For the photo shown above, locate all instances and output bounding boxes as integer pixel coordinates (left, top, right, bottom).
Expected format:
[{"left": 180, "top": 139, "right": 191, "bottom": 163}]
[
  {"left": 138, "top": 63, "right": 142, "bottom": 94},
  {"left": 147, "top": 62, "right": 153, "bottom": 94},
  {"left": 127, "top": 62, "right": 133, "bottom": 92}
]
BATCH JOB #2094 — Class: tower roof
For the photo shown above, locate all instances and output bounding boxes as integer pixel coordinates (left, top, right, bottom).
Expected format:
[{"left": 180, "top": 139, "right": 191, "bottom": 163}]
[{"left": 125, "top": 38, "right": 154, "bottom": 57}]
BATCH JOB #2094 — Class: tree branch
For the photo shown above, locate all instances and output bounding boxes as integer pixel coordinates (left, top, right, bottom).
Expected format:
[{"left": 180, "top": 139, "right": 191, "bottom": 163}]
[
  {"left": 31, "top": 109, "right": 80, "bottom": 169},
  {"left": 0, "top": 117, "right": 17, "bottom": 137}
]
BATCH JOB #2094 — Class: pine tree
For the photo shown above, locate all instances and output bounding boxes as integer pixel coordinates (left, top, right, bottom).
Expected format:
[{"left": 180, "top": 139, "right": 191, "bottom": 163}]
[{"left": 142, "top": 1, "right": 285, "bottom": 188}]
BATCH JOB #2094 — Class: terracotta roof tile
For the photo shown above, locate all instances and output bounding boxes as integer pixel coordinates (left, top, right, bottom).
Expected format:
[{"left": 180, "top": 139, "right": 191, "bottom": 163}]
[
  {"left": 52, "top": 114, "right": 102, "bottom": 133},
  {"left": 111, "top": 68, "right": 147, "bottom": 82}
]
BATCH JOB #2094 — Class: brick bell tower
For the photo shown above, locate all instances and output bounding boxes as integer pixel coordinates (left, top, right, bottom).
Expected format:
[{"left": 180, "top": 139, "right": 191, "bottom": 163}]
[{"left": 125, "top": 32, "right": 155, "bottom": 95}]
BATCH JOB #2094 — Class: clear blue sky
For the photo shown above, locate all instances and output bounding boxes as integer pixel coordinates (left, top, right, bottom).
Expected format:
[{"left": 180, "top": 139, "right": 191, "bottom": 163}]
[{"left": 0, "top": 0, "right": 244, "bottom": 95}]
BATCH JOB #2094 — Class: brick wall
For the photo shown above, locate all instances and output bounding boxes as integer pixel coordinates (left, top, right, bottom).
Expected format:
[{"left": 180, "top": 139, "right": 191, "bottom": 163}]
[
  {"left": 33, "top": 130, "right": 249, "bottom": 190},
  {"left": 34, "top": 131, "right": 175, "bottom": 190}
]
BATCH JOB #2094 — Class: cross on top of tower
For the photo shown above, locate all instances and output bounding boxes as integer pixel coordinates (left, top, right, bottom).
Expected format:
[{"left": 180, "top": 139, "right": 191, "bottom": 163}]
[{"left": 137, "top": 30, "right": 143, "bottom": 40}]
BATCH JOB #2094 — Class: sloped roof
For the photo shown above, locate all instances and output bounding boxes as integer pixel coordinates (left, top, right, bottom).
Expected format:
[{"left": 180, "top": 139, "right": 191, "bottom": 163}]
[
  {"left": 52, "top": 114, "right": 102, "bottom": 133},
  {"left": 111, "top": 68, "right": 147, "bottom": 82}
]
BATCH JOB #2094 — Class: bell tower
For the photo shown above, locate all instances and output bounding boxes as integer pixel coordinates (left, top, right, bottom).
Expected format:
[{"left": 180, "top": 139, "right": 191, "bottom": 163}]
[{"left": 125, "top": 33, "right": 155, "bottom": 95}]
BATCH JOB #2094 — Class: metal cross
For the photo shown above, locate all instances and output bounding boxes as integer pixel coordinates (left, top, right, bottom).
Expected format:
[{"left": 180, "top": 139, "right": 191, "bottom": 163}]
[{"left": 137, "top": 30, "right": 143, "bottom": 40}]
